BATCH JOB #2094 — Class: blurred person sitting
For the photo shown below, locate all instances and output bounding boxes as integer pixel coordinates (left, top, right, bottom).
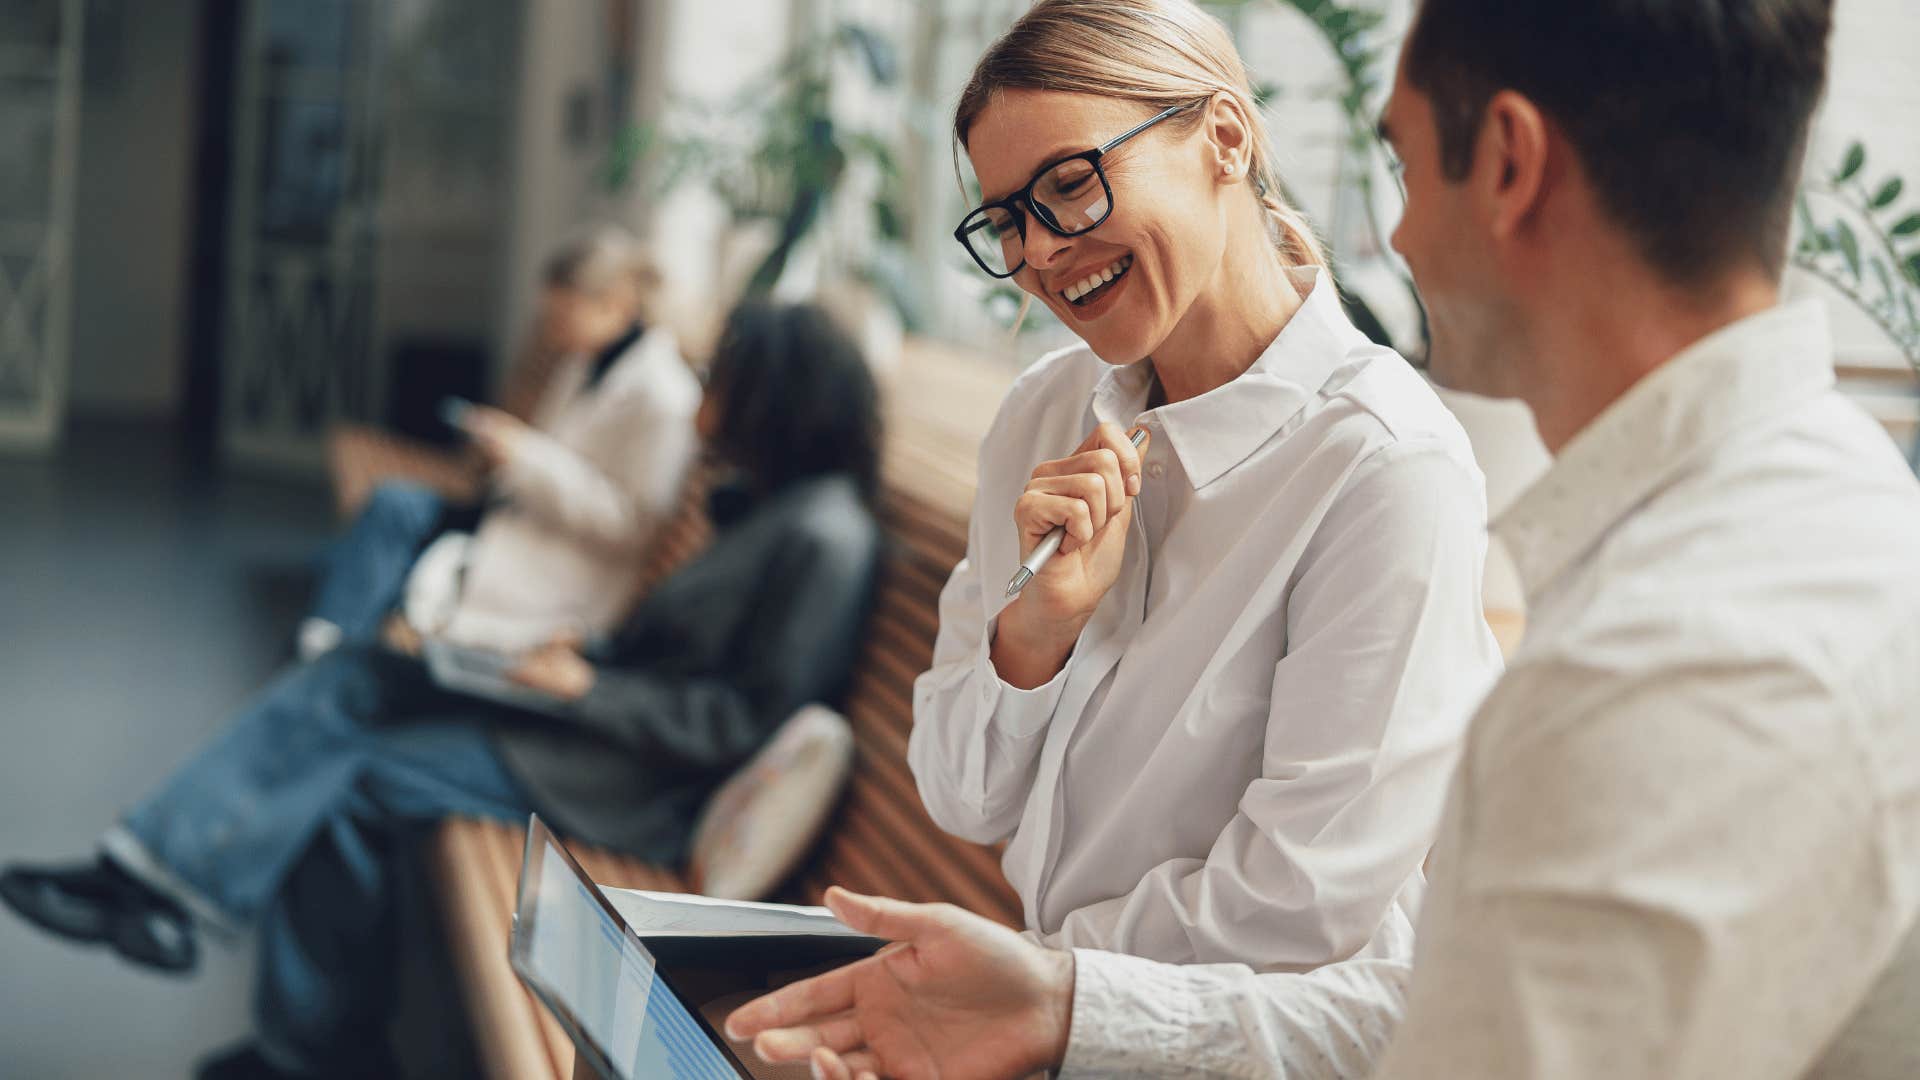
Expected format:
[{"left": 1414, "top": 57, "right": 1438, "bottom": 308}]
[
  {"left": 0, "top": 300, "right": 885, "bottom": 1080},
  {"left": 298, "top": 225, "right": 701, "bottom": 661}
]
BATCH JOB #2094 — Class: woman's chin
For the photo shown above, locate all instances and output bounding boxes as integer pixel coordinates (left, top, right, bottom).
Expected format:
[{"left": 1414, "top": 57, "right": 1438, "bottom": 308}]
[{"left": 1072, "top": 316, "right": 1158, "bottom": 367}]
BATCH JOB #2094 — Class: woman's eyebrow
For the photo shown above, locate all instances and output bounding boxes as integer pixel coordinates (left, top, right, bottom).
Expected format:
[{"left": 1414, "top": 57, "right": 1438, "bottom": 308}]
[{"left": 979, "top": 142, "right": 1089, "bottom": 203}]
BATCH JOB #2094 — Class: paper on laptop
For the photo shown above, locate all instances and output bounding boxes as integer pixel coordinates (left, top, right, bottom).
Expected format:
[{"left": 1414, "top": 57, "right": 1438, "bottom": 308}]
[{"left": 603, "top": 888, "right": 860, "bottom": 938}]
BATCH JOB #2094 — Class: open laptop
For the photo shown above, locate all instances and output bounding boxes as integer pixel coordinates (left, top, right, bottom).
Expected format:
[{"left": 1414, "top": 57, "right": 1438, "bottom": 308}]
[{"left": 508, "top": 816, "right": 819, "bottom": 1080}]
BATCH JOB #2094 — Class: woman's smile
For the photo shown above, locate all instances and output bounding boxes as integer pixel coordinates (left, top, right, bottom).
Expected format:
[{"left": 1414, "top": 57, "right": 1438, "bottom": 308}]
[{"left": 1051, "top": 253, "right": 1135, "bottom": 321}]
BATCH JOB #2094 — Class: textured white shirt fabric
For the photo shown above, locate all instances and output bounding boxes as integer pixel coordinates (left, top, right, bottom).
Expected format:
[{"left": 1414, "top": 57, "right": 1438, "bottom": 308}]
[
  {"left": 438, "top": 327, "right": 702, "bottom": 651},
  {"left": 1060, "top": 299, "right": 1920, "bottom": 1078},
  {"left": 910, "top": 268, "right": 1504, "bottom": 972}
]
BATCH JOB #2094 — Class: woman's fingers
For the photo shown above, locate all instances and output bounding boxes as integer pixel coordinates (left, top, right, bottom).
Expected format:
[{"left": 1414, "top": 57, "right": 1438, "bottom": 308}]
[
  {"left": 1015, "top": 425, "right": 1152, "bottom": 561},
  {"left": 1025, "top": 474, "right": 1108, "bottom": 536},
  {"left": 1074, "top": 423, "right": 1147, "bottom": 496},
  {"left": 1014, "top": 491, "right": 1095, "bottom": 550}
]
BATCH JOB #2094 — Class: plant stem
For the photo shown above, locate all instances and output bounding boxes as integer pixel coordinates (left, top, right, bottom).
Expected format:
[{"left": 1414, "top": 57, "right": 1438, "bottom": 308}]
[{"left": 1792, "top": 255, "right": 1920, "bottom": 374}]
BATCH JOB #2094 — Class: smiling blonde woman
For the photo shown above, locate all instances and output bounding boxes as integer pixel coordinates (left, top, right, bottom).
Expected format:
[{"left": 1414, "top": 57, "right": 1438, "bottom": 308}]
[{"left": 909, "top": 0, "right": 1502, "bottom": 974}]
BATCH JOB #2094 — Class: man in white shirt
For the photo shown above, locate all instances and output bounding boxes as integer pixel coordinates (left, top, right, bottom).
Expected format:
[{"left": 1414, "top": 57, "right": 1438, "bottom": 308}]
[{"left": 725, "top": 0, "right": 1920, "bottom": 1076}]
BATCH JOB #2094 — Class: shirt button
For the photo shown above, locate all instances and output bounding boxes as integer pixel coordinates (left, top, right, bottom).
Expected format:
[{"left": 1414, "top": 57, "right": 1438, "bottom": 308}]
[{"left": 1146, "top": 462, "right": 1165, "bottom": 480}]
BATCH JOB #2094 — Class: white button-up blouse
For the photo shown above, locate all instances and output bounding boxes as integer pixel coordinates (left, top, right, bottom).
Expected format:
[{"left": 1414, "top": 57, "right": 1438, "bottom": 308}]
[{"left": 909, "top": 268, "right": 1504, "bottom": 971}]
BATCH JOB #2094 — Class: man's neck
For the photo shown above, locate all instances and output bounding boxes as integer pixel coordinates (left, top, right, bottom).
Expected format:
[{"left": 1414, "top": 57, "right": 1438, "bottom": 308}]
[{"left": 1523, "top": 267, "right": 1780, "bottom": 454}]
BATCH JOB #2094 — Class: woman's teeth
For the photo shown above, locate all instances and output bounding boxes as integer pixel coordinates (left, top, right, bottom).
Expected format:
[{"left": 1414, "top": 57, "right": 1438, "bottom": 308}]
[{"left": 1065, "top": 255, "right": 1133, "bottom": 305}]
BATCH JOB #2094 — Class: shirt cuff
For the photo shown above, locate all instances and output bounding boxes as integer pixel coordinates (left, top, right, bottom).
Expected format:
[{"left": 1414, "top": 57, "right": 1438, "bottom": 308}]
[
  {"left": 1059, "top": 949, "right": 1204, "bottom": 1078},
  {"left": 974, "top": 615, "right": 1073, "bottom": 740}
]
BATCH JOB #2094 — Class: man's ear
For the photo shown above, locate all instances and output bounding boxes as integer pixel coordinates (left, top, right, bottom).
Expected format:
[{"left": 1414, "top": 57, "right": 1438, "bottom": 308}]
[{"left": 1479, "top": 90, "right": 1551, "bottom": 241}]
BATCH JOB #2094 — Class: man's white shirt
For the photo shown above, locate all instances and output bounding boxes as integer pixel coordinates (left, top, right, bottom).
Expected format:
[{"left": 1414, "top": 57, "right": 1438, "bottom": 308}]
[{"left": 1061, "top": 299, "right": 1920, "bottom": 1078}]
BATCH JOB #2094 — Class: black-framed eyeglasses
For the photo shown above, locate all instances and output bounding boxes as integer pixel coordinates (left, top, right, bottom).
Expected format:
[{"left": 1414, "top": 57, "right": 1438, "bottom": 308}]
[{"left": 954, "top": 104, "right": 1194, "bottom": 279}]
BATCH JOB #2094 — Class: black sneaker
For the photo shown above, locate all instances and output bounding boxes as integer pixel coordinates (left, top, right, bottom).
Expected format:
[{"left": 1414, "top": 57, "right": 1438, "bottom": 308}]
[{"left": 0, "top": 857, "right": 198, "bottom": 974}]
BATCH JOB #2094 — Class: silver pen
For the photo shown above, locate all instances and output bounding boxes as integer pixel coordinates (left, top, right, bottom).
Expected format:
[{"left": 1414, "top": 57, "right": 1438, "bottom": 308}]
[{"left": 1005, "top": 427, "right": 1149, "bottom": 598}]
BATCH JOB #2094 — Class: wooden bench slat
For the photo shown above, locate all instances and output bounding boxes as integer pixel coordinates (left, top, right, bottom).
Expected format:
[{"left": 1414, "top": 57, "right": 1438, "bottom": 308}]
[
  {"left": 432, "top": 822, "right": 563, "bottom": 1080},
  {"left": 838, "top": 773, "right": 1019, "bottom": 922},
  {"left": 484, "top": 823, "right": 577, "bottom": 1079}
]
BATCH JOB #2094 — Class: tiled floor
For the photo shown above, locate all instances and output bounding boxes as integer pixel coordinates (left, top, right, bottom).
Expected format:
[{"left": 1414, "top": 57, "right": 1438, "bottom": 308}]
[{"left": 0, "top": 420, "right": 332, "bottom": 1079}]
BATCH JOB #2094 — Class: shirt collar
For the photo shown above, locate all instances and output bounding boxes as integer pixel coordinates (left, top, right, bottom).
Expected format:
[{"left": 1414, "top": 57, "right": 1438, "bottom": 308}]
[
  {"left": 1088, "top": 266, "right": 1369, "bottom": 489},
  {"left": 1494, "top": 299, "right": 1837, "bottom": 602}
]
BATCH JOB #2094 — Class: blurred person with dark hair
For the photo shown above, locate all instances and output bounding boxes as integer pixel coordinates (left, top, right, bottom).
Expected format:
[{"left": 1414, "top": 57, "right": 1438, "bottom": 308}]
[
  {"left": 298, "top": 224, "right": 701, "bottom": 661},
  {"left": 726, "top": 2, "right": 1920, "bottom": 1078},
  {"left": 0, "top": 300, "right": 885, "bottom": 1080}
]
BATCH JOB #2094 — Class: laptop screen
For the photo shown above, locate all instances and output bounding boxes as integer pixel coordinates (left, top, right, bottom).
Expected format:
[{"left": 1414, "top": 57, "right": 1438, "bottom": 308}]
[{"left": 514, "top": 826, "right": 746, "bottom": 1080}]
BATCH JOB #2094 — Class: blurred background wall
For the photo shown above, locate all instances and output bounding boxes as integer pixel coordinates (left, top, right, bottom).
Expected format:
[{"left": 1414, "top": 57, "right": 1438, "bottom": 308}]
[{"left": 2, "top": 0, "right": 1912, "bottom": 470}]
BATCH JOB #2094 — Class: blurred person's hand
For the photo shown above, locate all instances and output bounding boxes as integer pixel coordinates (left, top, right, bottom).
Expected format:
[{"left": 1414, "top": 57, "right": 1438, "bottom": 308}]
[
  {"left": 724, "top": 887, "right": 1074, "bottom": 1080},
  {"left": 507, "top": 632, "right": 595, "bottom": 701},
  {"left": 380, "top": 613, "right": 423, "bottom": 657},
  {"left": 464, "top": 406, "right": 532, "bottom": 471},
  {"left": 993, "top": 423, "right": 1148, "bottom": 688}
]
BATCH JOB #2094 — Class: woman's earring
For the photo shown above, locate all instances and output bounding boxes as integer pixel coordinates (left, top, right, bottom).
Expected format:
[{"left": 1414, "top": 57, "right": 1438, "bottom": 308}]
[{"left": 1223, "top": 163, "right": 1237, "bottom": 177}]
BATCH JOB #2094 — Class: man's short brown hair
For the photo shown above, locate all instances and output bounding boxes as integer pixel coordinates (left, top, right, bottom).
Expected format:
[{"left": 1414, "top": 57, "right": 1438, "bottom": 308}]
[{"left": 1404, "top": 0, "right": 1834, "bottom": 284}]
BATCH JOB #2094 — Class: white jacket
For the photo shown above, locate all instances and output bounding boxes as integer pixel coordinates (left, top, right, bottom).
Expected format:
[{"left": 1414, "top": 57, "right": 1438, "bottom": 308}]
[{"left": 417, "top": 326, "right": 702, "bottom": 652}]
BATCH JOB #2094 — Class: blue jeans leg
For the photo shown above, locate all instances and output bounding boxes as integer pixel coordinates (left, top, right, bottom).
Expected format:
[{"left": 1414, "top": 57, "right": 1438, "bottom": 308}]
[
  {"left": 118, "top": 649, "right": 402, "bottom": 923},
  {"left": 309, "top": 482, "right": 447, "bottom": 640}
]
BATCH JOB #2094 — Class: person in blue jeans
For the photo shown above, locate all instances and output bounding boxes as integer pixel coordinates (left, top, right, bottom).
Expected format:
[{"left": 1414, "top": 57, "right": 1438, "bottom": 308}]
[{"left": 0, "top": 301, "right": 885, "bottom": 1080}]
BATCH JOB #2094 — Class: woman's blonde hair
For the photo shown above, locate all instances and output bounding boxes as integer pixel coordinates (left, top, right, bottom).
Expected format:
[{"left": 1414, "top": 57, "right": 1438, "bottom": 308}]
[{"left": 954, "top": 0, "right": 1327, "bottom": 271}]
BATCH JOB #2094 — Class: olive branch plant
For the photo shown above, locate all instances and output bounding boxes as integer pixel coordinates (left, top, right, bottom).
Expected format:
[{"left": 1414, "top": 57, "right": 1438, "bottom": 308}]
[{"left": 1793, "top": 141, "right": 1920, "bottom": 373}]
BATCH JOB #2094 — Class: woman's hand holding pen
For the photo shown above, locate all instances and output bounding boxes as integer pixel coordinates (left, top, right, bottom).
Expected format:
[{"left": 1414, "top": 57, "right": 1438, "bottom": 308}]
[{"left": 992, "top": 423, "right": 1148, "bottom": 689}]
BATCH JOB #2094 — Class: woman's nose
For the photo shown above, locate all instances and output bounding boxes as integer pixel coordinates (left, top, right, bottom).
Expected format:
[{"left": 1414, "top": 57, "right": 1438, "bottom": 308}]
[{"left": 1021, "top": 221, "right": 1072, "bottom": 270}]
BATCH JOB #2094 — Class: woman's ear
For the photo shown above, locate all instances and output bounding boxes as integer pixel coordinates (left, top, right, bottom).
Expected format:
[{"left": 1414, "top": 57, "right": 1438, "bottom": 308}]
[{"left": 1203, "top": 92, "right": 1253, "bottom": 181}]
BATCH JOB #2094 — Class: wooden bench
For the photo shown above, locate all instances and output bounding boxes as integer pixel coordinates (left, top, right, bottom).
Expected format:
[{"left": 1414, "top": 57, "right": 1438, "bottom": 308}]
[{"left": 428, "top": 470, "right": 1023, "bottom": 1080}]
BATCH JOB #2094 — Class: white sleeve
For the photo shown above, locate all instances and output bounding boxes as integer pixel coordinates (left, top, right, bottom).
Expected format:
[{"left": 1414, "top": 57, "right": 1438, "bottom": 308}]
[
  {"left": 907, "top": 487, "right": 1079, "bottom": 846},
  {"left": 1044, "top": 443, "right": 1501, "bottom": 968},
  {"left": 907, "top": 383, "right": 1092, "bottom": 847},
  {"left": 494, "top": 392, "right": 696, "bottom": 554},
  {"left": 1060, "top": 948, "right": 1410, "bottom": 1079}
]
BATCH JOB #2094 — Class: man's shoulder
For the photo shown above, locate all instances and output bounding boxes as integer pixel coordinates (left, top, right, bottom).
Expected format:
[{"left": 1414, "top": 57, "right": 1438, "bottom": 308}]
[{"left": 1521, "top": 398, "right": 1920, "bottom": 715}]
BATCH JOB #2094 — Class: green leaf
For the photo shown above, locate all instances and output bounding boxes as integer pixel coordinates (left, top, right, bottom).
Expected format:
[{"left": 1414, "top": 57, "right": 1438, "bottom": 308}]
[
  {"left": 1837, "top": 142, "right": 1866, "bottom": 183},
  {"left": 1892, "top": 213, "right": 1920, "bottom": 237},
  {"left": 1905, "top": 253, "right": 1920, "bottom": 288},
  {"left": 1871, "top": 177, "right": 1904, "bottom": 209},
  {"left": 1872, "top": 256, "right": 1894, "bottom": 297},
  {"left": 1836, "top": 223, "right": 1861, "bottom": 278}
]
